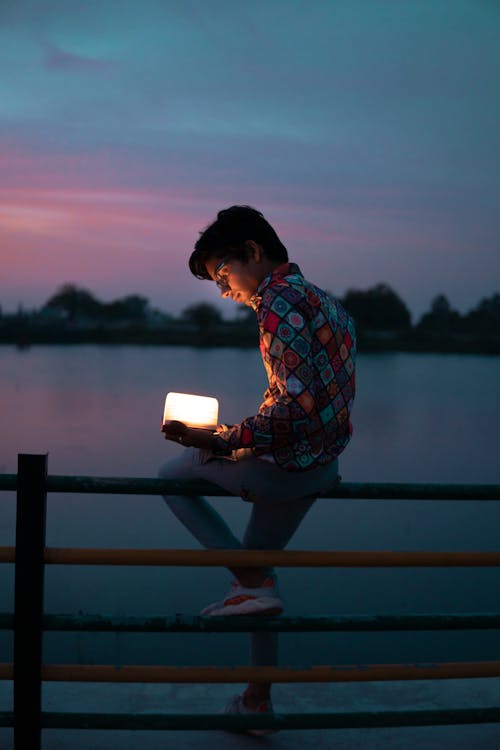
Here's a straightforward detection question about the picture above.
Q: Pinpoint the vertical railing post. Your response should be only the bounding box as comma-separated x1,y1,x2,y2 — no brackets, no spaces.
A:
14,454,48,750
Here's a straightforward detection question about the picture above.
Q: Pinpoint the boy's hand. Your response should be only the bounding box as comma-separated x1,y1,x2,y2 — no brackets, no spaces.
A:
162,420,226,451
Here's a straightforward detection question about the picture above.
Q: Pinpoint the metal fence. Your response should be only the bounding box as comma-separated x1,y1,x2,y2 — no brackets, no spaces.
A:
1,453,500,746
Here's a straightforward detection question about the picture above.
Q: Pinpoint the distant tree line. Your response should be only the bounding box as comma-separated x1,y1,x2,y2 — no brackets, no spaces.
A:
1,281,499,353
41,284,157,324
341,284,500,345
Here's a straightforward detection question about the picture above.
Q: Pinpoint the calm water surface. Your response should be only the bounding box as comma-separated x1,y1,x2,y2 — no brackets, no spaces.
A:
1,345,499,667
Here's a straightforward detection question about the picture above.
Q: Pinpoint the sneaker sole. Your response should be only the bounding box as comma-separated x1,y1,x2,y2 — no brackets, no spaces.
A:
205,598,283,617
223,695,278,735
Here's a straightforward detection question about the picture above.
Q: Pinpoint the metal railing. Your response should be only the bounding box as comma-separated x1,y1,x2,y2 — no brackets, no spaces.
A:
0,453,499,746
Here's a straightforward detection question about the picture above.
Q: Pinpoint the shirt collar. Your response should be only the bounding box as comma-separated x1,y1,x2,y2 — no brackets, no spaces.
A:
250,262,303,310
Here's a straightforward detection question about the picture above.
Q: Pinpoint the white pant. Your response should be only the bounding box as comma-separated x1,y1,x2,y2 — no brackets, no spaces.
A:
158,448,339,668
158,447,339,553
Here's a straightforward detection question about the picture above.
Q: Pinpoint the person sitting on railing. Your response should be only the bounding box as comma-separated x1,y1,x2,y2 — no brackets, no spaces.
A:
160,205,356,734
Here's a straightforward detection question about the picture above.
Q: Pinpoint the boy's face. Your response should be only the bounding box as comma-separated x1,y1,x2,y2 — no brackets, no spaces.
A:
205,244,266,306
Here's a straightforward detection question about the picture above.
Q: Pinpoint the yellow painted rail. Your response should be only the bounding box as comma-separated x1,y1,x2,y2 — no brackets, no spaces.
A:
3,546,500,566
2,661,500,683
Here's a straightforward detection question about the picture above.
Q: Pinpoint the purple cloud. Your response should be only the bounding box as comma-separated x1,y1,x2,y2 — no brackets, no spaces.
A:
40,37,113,72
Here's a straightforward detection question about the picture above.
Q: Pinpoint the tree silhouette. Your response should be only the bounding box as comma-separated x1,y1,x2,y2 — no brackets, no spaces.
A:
463,293,500,334
342,283,411,331
104,294,150,322
417,294,462,333
182,302,222,332
43,284,102,321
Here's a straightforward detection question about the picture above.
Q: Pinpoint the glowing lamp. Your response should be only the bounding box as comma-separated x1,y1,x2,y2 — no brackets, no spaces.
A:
163,392,219,430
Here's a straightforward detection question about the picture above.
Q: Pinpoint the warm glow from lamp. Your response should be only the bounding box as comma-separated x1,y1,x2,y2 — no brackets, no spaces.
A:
163,392,219,430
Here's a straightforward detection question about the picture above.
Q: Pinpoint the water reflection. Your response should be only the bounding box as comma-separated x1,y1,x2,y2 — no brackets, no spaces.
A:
0,346,499,666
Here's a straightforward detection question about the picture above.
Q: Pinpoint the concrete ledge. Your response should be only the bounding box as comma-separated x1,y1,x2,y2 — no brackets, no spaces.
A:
2,677,500,748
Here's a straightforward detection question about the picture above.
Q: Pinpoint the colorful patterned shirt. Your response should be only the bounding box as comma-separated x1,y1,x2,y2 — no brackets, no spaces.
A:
216,262,356,471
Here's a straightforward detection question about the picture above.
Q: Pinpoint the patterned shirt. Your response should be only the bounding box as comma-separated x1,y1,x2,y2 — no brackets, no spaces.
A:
217,262,356,471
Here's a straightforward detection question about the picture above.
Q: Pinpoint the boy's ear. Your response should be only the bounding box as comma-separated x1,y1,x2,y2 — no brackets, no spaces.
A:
245,240,263,262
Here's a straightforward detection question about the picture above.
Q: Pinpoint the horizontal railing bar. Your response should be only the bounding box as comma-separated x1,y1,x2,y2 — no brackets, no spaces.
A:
1,474,500,499
43,548,500,567
0,712,13,728
2,546,500,567
1,611,500,632
0,548,14,563
37,707,500,730
2,707,500,730
0,664,12,679
43,478,500,500
26,612,500,632
44,661,500,683
37,611,500,632
1,661,499,683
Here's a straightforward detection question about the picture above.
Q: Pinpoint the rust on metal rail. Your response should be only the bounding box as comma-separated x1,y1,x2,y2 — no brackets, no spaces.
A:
33,660,500,683
42,547,500,567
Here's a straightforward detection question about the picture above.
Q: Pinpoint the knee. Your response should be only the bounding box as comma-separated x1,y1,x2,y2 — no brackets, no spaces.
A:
158,463,182,509
158,460,191,511
158,453,183,479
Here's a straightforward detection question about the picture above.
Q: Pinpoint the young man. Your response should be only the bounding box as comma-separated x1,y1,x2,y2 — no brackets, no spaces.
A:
159,205,356,732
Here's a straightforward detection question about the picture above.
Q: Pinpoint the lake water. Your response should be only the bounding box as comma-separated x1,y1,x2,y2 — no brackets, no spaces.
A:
0,345,499,668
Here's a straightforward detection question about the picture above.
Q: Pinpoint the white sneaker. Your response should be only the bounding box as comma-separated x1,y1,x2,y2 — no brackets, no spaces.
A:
223,693,277,736
201,576,283,616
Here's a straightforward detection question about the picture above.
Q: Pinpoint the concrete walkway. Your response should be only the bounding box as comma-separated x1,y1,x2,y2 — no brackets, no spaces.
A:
1,678,500,748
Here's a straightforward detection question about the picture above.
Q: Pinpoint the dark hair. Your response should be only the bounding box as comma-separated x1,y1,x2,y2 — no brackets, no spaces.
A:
189,205,288,279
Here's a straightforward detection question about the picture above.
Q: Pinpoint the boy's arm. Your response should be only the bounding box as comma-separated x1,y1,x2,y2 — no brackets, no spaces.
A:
162,420,231,454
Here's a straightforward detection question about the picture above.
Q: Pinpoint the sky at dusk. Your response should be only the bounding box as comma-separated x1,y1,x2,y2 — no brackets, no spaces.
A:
1,0,499,321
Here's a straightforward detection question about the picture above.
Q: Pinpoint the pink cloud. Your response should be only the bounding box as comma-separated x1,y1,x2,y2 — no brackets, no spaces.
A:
0,176,209,312
2,134,488,319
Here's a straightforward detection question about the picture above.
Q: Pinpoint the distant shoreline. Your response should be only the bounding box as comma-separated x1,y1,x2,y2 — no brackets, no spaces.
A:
1,327,499,355
4,282,499,355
